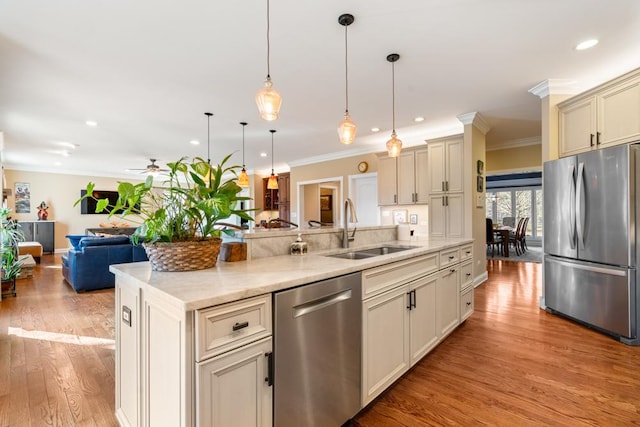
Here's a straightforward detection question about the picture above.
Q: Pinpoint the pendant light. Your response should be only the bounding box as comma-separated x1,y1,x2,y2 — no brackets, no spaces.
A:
204,112,214,187
337,13,356,145
386,53,402,157
237,122,250,187
256,0,282,121
267,129,278,190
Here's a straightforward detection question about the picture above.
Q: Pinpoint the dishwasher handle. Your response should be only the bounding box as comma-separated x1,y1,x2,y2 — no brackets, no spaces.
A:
293,289,353,318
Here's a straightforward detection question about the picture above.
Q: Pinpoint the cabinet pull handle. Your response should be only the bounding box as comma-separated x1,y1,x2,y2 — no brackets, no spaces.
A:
394,194,397,204
265,352,274,386
466,273,472,277
446,181,449,191
232,321,249,331
412,289,417,309
465,250,471,255
406,291,412,310
450,268,457,274
596,131,601,145
590,133,594,147
445,196,449,206
466,302,472,306
448,255,455,260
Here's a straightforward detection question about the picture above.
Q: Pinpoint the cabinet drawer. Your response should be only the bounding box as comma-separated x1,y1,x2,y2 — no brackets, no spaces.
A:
439,248,460,268
460,261,473,291
363,253,439,299
460,288,474,322
196,294,272,361
460,244,473,262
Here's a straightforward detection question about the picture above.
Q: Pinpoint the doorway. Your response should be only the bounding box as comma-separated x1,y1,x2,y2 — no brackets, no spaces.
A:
349,173,379,226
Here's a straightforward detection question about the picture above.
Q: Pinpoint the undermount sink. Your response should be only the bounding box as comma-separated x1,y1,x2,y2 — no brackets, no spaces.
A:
325,245,417,260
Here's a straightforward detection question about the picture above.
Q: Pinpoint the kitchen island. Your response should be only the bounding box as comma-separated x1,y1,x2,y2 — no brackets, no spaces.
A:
111,237,473,427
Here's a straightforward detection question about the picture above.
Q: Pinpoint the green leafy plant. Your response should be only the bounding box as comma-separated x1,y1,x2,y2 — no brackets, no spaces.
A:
1,208,24,281
75,155,253,244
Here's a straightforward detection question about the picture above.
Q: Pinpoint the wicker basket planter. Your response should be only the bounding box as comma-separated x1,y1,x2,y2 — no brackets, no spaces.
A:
143,238,222,272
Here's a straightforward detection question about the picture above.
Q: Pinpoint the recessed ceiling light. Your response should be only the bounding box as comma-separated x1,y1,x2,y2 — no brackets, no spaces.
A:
190,140,200,145
576,39,598,50
260,152,268,157
85,120,98,127
54,162,62,166
57,141,79,149
371,127,380,132
414,116,425,122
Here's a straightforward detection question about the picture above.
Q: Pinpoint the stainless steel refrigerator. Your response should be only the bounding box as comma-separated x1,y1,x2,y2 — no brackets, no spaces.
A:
543,143,640,345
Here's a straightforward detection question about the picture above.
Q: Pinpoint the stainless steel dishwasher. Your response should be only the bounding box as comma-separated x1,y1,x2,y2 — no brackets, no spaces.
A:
274,272,362,426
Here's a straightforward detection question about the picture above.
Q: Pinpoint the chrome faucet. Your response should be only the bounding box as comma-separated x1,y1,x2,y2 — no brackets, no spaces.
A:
342,198,358,248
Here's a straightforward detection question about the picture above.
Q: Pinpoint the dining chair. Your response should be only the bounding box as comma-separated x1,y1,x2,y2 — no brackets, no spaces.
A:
509,218,526,256
503,216,516,228
486,218,503,257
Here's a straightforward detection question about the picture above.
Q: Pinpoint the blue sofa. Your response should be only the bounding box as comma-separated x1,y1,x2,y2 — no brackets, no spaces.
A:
62,235,148,292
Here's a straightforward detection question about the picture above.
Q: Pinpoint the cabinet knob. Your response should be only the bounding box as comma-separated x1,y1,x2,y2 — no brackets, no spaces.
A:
466,273,471,277
466,302,472,306
450,268,456,274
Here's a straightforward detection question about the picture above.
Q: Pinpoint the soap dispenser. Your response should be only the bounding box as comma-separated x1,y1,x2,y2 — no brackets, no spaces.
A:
290,233,308,256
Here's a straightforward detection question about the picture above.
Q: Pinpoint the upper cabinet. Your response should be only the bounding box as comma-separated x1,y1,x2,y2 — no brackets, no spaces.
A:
428,137,463,194
377,147,428,206
559,68,640,157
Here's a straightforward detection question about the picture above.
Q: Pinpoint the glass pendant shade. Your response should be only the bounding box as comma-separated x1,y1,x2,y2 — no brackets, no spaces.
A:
267,173,279,190
256,77,282,121
386,131,403,157
338,113,357,145
238,168,250,187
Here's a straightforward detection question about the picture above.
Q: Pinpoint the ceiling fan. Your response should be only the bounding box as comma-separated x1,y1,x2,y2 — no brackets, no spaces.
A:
126,158,169,175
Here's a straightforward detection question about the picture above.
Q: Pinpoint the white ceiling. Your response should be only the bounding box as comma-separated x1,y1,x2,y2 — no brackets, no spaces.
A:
2,0,640,179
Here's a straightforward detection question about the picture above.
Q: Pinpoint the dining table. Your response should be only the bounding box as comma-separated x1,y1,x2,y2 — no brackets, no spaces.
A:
493,226,514,257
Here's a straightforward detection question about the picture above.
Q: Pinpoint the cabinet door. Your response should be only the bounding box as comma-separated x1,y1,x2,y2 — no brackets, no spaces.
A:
445,138,463,193
460,288,474,322
18,222,34,242
377,156,398,205
436,266,460,339
409,274,438,365
445,193,464,238
34,222,54,253
598,77,640,148
414,148,429,204
397,151,416,204
197,337,272,427
428,142,445,194
559,96,596,157
115,283,141,427
362,285,410,406
428,195,446,238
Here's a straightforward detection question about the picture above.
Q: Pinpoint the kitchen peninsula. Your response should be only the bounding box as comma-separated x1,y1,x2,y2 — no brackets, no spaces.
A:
111,232,473,427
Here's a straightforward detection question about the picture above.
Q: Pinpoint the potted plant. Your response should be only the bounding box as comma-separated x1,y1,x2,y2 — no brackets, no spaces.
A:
76,155,253,271
1,208,25,296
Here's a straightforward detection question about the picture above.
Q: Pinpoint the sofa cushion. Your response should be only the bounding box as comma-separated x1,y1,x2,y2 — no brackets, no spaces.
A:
79,235,131,248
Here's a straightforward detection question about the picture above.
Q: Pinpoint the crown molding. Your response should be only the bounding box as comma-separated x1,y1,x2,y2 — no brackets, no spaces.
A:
457,112,491,135
528,79,582,98
486,136,541,151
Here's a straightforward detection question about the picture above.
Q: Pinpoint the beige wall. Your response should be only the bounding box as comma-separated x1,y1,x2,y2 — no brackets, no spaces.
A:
290,152,379,221
4,169,144,252
486,144,542,173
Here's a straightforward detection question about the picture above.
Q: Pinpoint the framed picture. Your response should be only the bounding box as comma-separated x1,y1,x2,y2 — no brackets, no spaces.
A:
15,182,31,213
392,209,407,224
409,214,418,225
320,195,332,211
477,176,484,192
477,160,484,175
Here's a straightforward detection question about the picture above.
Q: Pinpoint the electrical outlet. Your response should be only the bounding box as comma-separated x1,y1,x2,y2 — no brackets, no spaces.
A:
122,305,132,327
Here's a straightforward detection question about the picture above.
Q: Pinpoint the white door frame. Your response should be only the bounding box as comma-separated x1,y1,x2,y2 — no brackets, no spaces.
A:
348,173,380,226
297,176,344,226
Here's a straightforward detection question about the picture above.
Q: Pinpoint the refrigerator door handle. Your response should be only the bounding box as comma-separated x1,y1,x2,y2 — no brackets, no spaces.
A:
545,256,627,277
568,164,576,249
576,162,586,250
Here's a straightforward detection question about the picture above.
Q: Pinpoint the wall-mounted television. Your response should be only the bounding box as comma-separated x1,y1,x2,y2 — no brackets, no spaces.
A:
79,190,125,215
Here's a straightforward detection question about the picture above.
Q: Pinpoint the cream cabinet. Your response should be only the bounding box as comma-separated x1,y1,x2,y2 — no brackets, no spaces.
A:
459,244,474,322
377,147,428,206
361,244,468,406
559,69,640,157
197,337,272,427
428,136,464,238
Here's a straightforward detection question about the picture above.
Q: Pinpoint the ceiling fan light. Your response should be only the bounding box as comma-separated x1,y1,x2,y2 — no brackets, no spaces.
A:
238,168,250,187
386,132,403,157
267,172,279,190
338,113,357,145
256,78,282,121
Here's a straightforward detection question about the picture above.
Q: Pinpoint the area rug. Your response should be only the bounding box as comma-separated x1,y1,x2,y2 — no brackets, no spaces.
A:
486,246,542,263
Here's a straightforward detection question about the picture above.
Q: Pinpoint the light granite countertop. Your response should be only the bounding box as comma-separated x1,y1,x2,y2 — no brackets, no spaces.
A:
110,237,473,312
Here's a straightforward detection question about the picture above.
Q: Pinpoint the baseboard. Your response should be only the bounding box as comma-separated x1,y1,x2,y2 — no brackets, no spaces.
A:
474,271,488,288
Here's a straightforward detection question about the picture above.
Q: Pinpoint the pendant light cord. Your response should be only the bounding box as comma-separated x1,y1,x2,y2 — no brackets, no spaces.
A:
266,0,271,78
391,61,396,133
270,130,275,174
241,123,246,167
344,24,349,114
205,112,213,165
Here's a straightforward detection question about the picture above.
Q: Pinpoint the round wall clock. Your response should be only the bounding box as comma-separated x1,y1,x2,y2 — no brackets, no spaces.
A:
358,161,368,173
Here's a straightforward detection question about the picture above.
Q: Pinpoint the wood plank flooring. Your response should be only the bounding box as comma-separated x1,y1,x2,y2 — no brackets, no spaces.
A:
1,256,639,426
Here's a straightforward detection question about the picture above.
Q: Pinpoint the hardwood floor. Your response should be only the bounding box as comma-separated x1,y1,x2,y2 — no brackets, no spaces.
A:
353,259,640,426
1,256,639,426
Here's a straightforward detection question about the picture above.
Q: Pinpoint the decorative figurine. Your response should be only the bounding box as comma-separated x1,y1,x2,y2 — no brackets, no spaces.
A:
37,201,48,220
